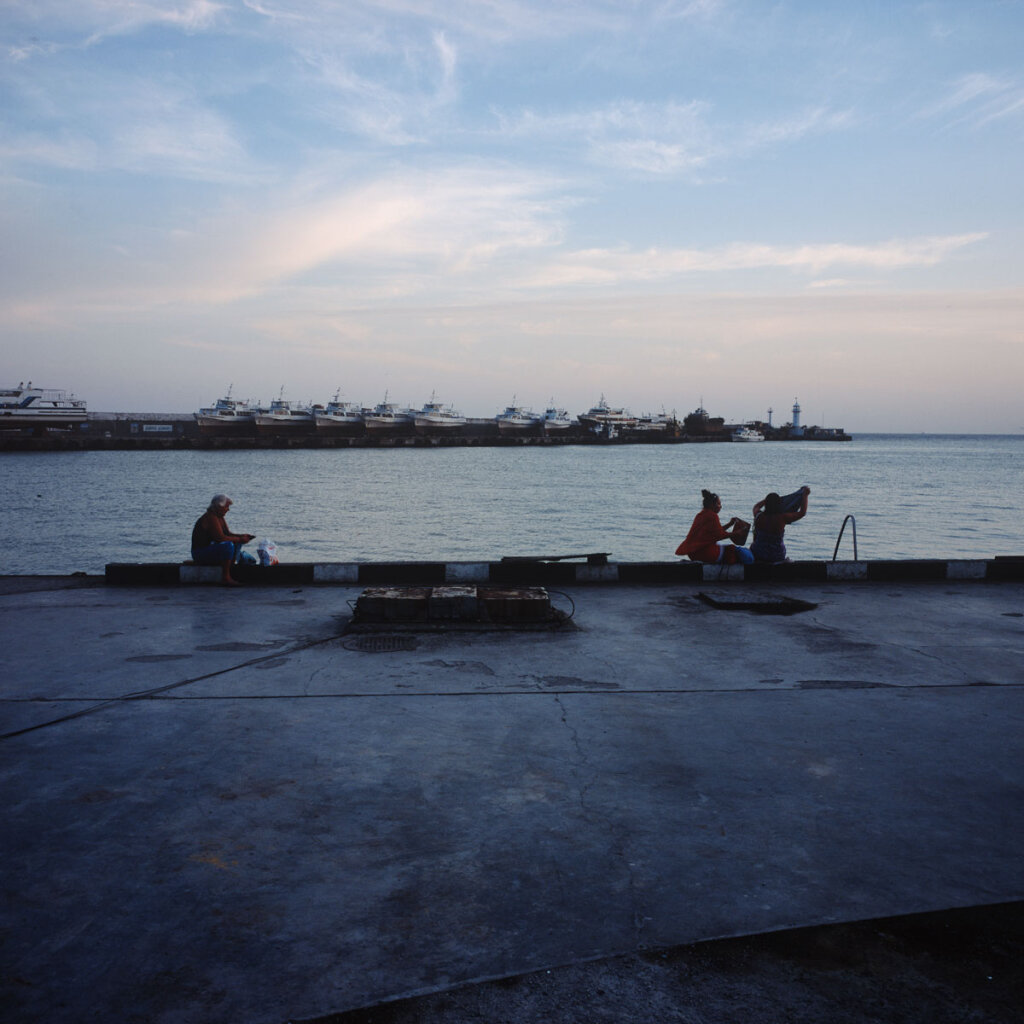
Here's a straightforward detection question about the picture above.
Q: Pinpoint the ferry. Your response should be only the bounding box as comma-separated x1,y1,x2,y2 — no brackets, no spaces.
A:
495,400,541,434
194,386,259,435
254,389,316,435
314,390,364,435
0,382,87,429
414,393,466,434
362,394,415,434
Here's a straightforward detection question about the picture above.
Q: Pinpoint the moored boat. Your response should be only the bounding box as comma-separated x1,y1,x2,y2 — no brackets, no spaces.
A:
254,390,315,435
314,390,364,435
362,394,415,434
541,401,572,432
414,393,466,434
732,426,765,442
195,386,258,435
0,382,88,430
495,400,541,434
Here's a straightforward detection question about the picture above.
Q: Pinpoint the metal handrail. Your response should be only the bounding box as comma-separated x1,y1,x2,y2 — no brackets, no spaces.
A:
832,515,858,561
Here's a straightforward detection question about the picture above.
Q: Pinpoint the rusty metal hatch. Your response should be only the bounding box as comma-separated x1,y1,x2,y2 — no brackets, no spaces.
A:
345,585,573,631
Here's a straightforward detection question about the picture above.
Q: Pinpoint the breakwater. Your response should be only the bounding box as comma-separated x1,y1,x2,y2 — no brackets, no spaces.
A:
0,412,851,450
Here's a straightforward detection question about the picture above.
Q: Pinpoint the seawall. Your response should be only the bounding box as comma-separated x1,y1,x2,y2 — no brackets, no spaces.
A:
104,556,1024,586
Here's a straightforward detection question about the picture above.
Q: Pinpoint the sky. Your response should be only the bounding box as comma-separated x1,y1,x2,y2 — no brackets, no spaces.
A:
2,0,1022,432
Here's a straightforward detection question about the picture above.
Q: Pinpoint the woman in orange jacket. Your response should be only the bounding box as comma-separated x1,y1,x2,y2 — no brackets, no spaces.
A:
675,489,754,565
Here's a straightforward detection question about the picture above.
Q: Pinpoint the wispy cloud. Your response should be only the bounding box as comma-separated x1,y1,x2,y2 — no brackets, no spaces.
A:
740,106,855,151
4,0,225,57
496,99,852,177
237,0,674,46
517,233,989,288
0,73,256,182
922,72,1024,129
300,28,461,144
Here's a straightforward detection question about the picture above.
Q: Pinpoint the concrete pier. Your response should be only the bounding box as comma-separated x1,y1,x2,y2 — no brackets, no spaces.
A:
1,573,1022,1022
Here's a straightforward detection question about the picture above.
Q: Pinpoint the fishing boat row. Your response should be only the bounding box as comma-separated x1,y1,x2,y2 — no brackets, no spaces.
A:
194,390,676,438
0,382,848,445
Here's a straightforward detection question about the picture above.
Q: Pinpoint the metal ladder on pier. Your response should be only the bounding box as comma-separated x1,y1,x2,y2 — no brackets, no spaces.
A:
832,515,858,561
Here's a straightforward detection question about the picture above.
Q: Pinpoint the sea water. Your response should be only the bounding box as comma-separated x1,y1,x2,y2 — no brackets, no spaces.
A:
2,434,1022,574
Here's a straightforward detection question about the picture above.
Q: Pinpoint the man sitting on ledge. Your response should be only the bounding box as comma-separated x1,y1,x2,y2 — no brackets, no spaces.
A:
191,494,254,587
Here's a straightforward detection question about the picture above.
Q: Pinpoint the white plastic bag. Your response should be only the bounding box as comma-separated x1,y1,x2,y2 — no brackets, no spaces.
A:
257,539,279,566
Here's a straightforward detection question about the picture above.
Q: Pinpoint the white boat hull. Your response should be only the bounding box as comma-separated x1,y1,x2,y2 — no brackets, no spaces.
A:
254,415,316,435
0,409,87,428
415,417,466,434
314,414,364,435
364,416,414,433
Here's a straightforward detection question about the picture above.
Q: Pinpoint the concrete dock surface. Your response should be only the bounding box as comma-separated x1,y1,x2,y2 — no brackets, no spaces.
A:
1,575,1022,1023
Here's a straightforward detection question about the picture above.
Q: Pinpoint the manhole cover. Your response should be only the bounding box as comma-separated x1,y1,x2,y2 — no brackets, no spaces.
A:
342,635,419,653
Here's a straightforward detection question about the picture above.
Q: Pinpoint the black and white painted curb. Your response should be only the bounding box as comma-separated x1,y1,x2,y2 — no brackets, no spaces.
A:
105,558,1024,585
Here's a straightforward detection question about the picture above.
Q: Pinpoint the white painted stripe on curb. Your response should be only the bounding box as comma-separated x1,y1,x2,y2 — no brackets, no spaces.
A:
445,562,490,582
703,564,745,581
180,565,219,583
946,561,988,580
575,564,620,583
313,564,360,582
827,562,869,580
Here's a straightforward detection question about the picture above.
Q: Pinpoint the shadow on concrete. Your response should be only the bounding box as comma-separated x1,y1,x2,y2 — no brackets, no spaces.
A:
315,902,1023,1024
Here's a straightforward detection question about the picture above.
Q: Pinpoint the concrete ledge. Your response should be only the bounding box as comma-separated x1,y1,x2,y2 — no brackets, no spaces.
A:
988,557,1024,581
104,557,1024,586
180,565,220,584
444,562,491,583
618,562,702,584
742,561,829,583
358,562,446,585
703,563,744,581
827,561,869,580
947,560,988,580
313,563,359,583
866,560,949,582
106,563,184,585
488,561,578,586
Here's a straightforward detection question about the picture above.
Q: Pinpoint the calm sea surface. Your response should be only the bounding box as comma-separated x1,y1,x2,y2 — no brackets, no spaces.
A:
3,434,1022,574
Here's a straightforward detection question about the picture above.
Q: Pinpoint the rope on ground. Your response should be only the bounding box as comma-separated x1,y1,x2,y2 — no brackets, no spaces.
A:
547,589,576,621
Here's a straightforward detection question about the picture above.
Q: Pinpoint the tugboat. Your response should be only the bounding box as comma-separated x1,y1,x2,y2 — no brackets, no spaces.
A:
194,385,258,435
414,393,466,435
254,388,315,435
362,393,415,435
0,382,87,430
314,389,364,435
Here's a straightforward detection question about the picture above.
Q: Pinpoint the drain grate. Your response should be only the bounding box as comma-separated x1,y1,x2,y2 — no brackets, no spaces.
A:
342,635,419,653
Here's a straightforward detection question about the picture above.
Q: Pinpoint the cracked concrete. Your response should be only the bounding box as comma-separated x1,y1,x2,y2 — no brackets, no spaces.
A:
0,578,1022,1023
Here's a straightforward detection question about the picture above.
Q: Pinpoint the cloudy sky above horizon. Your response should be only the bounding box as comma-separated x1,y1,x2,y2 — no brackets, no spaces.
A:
2,0,1022,431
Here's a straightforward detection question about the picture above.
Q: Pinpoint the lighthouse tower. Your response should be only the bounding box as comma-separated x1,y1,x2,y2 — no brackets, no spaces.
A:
791,398,803,437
